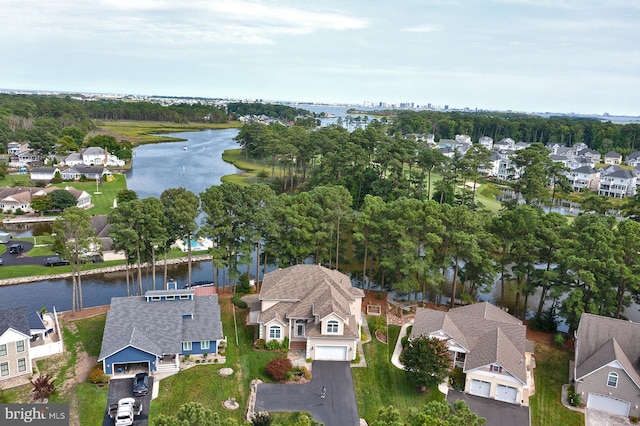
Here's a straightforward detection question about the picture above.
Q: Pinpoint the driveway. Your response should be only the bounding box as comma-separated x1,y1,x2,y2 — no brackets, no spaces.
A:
255,361,359,426
103,377,153,426
447,389,529,426
585,408,633,426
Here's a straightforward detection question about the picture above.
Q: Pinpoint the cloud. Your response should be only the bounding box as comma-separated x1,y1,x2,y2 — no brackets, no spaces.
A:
403,25,439,33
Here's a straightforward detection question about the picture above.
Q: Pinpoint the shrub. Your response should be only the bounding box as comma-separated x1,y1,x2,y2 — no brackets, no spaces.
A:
282,337,289,352
255,339,266,350
251,411,272,426
265,358,292,382
236,273,251,294
292,366,311,381
370,316,386,333
567,385,581,407
449,366,466,391
88,364,108,384
554,333,565,347
529,308,558,333
14,208,24,215
266,340,281,351
31,374,56,401
232,293,248,308
631,416,638,424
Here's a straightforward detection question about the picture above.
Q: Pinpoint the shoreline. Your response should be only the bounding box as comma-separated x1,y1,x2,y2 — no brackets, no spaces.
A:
0,253,213,287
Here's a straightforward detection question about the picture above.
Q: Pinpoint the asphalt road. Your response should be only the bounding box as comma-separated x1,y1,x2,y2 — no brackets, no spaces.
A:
103,377,153,426
255,361,360,426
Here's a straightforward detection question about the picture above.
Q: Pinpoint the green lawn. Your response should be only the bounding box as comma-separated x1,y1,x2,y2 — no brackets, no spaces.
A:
51,172,127,215
530,343,583,426
150,297,282,423
353,319,444,423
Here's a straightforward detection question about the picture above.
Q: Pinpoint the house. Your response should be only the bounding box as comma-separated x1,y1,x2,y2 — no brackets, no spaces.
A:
567,166,599,192
30,167,60,183
62,147,125,168
0,189,32,213
60,165,108,181
409,302,535,406
249,264,364,361
598,168,637,198
98,286,224,376
478,136,493,151
574,313,640,418
604,151,623,165
0,307,36,385
625,151,640,167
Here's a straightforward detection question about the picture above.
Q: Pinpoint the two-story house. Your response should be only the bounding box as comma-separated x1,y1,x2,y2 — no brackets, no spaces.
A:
0,307,34,384
98,286,224,376
409,302,535,406
574,313,640,418
249,264,363,361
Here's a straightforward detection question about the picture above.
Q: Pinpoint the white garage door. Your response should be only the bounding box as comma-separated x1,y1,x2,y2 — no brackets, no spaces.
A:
469,379,491,397
315,345,348,361
587,393,630,416
495,384,518,403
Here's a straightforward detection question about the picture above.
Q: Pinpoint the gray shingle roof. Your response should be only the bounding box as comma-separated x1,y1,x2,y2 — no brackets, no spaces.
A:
410,302,529,383
0,306,31,337
575,313,640,386
98,292,223,361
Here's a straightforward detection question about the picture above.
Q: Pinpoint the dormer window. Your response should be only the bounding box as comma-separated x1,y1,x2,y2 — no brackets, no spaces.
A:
326,320,339,334
607,372,618,388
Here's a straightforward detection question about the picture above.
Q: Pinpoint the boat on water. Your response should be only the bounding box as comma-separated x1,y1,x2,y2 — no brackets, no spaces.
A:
183,146,188,150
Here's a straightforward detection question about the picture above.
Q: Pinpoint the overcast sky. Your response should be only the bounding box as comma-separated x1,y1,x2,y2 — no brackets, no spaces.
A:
1,0,638,115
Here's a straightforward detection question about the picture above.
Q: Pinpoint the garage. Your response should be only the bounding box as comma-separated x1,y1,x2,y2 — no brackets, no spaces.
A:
587,393,630,416
469,379,491,397
315,345,348,361
495,384,519,403
112,361,150,376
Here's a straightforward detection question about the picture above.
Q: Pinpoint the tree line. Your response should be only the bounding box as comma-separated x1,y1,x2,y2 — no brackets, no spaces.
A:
102,182,640,334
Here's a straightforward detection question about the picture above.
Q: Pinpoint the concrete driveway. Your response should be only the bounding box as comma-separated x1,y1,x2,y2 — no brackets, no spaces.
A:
447,389,529,426
255,361,359,426
585,408,633,426
103,377,153,426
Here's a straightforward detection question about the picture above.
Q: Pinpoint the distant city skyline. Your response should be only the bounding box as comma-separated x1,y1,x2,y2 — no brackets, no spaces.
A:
1,1,638,116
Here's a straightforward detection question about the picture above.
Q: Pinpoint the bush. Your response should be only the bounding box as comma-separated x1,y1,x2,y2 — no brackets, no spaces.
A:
237,273,251,294
449,366,466,391
266,340,281,351
232,293,248,309
291,366,311,381
370,316,386,333
567,385,581,407
251,411,272,426
265,358,292,382
88,364,108,384
14,208,24,215
529,308,558,333
255,339,266,350
554,333,565,347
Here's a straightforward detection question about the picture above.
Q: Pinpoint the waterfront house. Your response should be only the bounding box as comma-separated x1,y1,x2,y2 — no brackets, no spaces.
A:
98,286,224,376
574,313,640,418
409,302,535,406
248,264,364,361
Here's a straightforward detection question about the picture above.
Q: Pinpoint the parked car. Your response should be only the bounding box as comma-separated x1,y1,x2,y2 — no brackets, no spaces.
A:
108,397,142,426
45,256,70,266
8,243,23,254
132,372,149,397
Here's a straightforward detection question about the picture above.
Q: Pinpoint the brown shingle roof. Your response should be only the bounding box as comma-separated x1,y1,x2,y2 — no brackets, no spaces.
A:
576,313,640,385
411,302,530,384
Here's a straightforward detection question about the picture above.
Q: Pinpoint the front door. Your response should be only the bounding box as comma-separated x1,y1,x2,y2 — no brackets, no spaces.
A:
295,320,305,337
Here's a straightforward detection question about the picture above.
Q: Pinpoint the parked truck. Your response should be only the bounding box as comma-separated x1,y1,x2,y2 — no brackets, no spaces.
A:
0,232,11,244
108,398,142,426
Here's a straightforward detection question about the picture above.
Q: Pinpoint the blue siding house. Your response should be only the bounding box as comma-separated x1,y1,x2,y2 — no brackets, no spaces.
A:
98,287,223,376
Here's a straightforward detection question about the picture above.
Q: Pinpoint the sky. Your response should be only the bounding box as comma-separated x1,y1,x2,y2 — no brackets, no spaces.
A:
1,0,639,116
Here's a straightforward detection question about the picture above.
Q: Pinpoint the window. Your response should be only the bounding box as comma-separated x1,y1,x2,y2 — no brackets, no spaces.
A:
16,340,25,353
326,320,339,334
269,325,281,339
607,372,618,388
151,296,161,301
180,295,190,300
17,358,26,373
492,365,500,372
166,295,175,300
0,344,6,357
201,341,210,350
182,342,192,351
295,319,305,337
0,362,8,376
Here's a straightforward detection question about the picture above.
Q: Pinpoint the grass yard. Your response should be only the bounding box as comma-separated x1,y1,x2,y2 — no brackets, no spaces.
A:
150,297,282,423
530,343,583,426
353,319,444,423
51,172,127,215
221,148,287,186
94,120,243,145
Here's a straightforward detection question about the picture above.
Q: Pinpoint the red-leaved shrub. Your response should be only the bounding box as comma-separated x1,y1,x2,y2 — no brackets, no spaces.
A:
265,357,292,382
